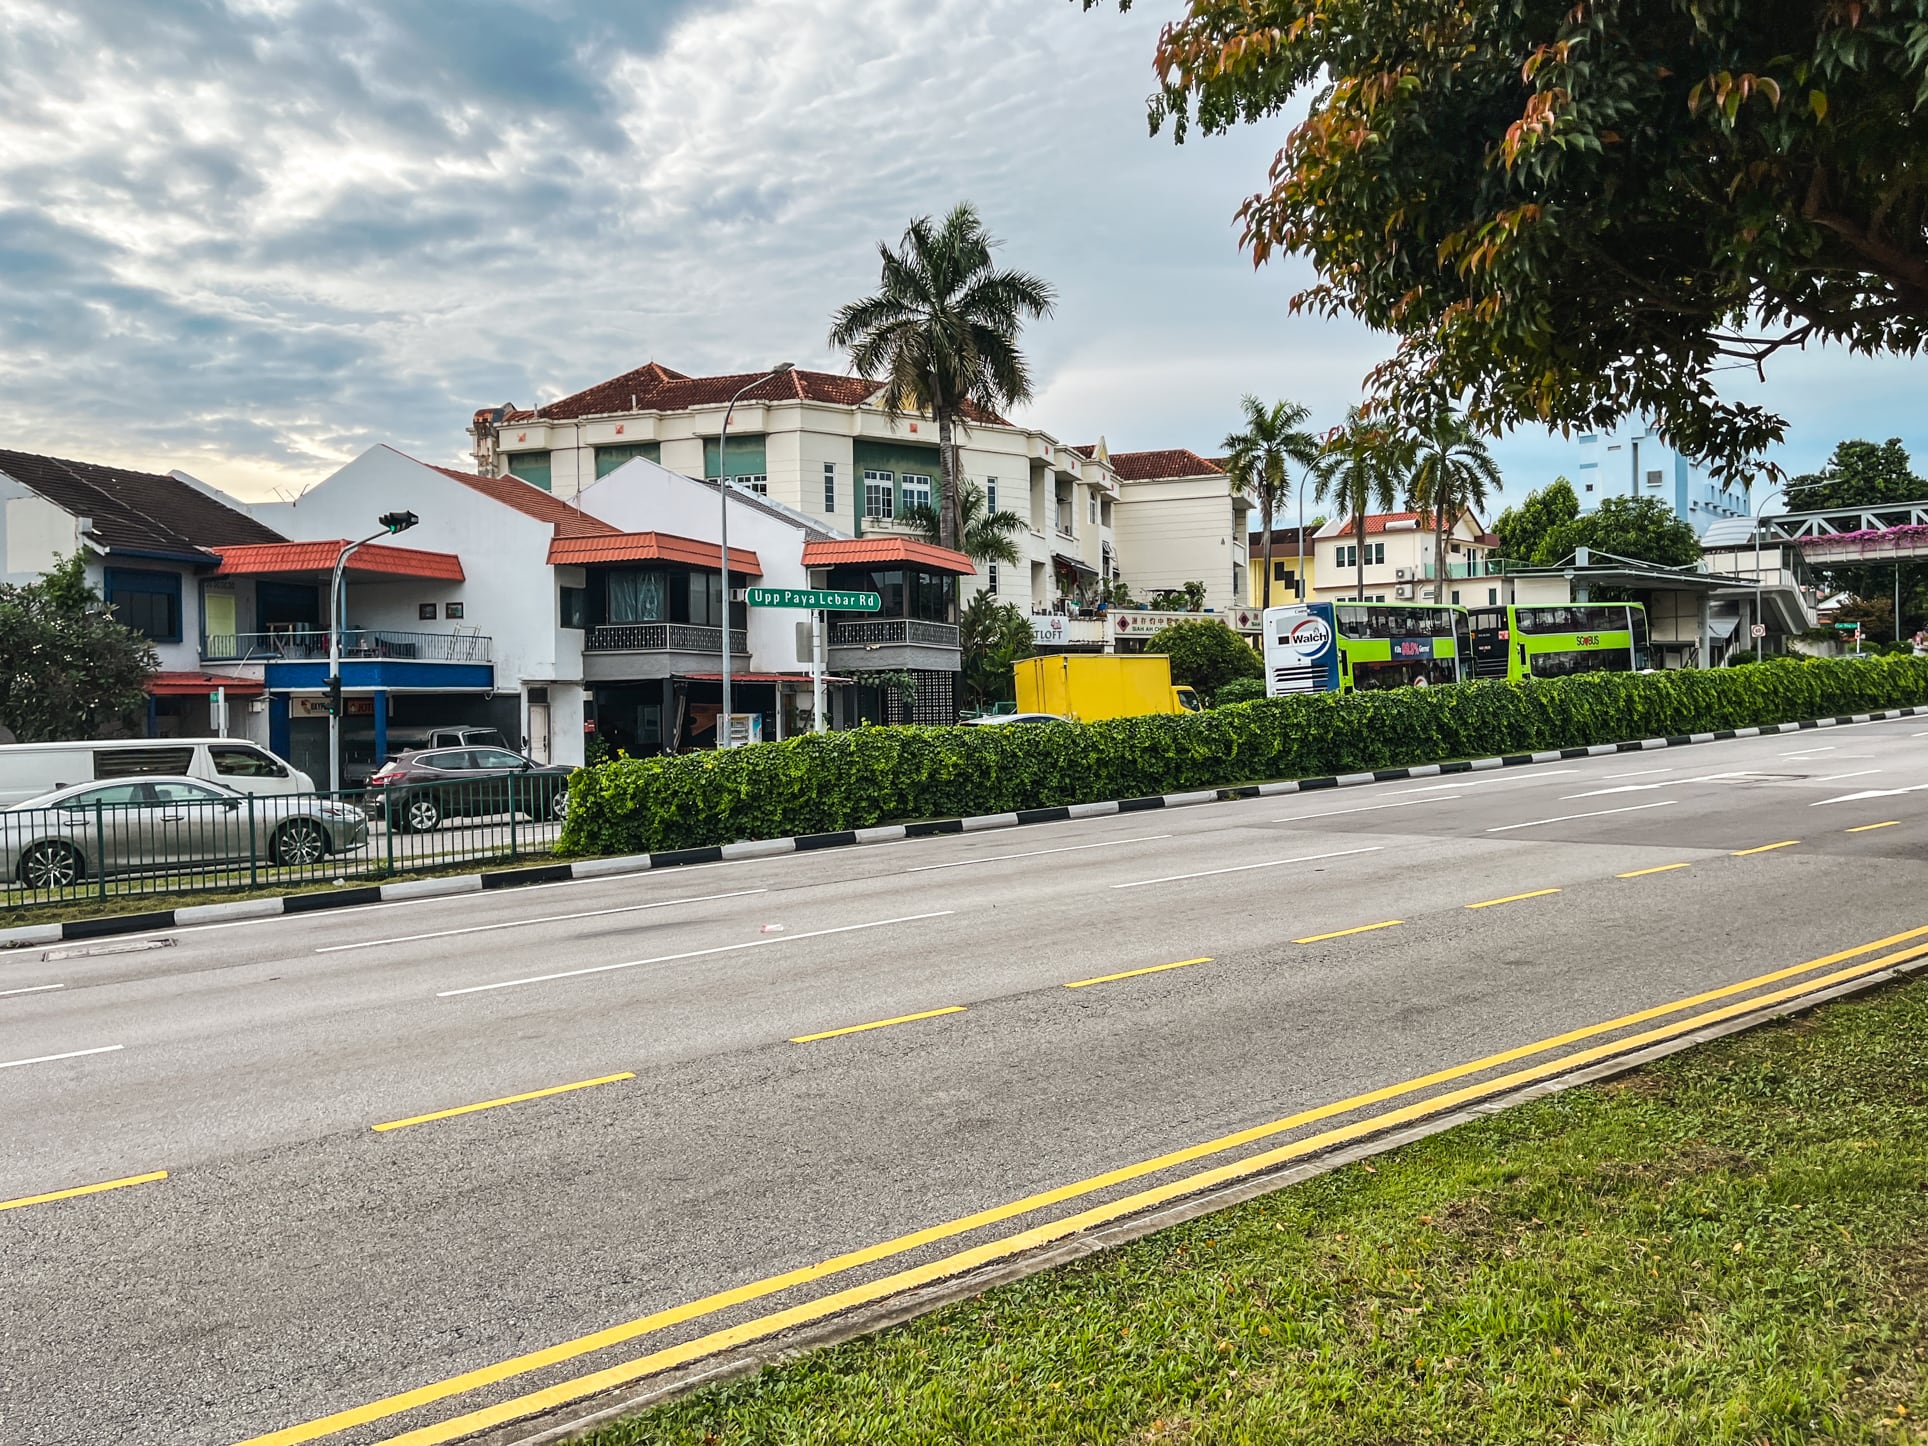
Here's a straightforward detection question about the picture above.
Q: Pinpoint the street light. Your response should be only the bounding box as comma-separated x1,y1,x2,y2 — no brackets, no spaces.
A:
328,510,418,793
1746,479,1827,658
718,363,792,748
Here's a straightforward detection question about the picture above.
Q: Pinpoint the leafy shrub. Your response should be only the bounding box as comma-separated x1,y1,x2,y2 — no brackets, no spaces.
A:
560,658,1928,856
1145,619,1264,699
1212,677,1267,706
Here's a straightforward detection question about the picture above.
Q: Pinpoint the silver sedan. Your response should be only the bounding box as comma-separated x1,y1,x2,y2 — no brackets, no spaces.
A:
3,776,368,889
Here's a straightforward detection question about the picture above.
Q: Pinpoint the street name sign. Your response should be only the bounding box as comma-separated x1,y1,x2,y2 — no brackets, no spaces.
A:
745,587,881,612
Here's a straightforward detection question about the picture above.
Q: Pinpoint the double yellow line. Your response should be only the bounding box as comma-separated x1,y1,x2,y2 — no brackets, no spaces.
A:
237,922,1928,1446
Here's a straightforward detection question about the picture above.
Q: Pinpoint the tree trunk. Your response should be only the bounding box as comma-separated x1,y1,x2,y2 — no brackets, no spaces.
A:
1435,493,1449,605
1260,496,1274,609
1356,507,1367,601
935,405,962,554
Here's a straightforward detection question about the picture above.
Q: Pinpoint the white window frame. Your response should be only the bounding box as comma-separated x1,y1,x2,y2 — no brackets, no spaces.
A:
985,478,997,513
900,472,933,513
864,470,895,520
823,462,836,514
987,563,1000,594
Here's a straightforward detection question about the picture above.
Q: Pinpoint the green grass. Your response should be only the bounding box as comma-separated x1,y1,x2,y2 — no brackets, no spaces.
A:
586,979,1928,1446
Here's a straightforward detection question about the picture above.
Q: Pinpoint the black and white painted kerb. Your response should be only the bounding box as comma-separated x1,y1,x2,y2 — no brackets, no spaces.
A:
4,707,1920,951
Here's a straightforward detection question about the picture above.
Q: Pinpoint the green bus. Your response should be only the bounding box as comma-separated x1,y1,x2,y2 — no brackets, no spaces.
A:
1264,602,1472,694
1465,603,1651,681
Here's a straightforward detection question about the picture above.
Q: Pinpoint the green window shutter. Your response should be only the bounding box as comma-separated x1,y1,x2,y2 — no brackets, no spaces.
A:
594,443,660,479
507,452,553,492
702,435,767,479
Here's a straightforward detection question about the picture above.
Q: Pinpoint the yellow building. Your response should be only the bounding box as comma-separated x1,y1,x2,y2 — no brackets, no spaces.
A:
1247,527,1319,608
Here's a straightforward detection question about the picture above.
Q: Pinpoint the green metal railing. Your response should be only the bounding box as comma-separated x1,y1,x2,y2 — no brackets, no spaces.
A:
1,774,568,913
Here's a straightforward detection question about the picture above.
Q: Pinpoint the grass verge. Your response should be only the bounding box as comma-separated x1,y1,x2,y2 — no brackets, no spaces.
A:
585,979,1928,1445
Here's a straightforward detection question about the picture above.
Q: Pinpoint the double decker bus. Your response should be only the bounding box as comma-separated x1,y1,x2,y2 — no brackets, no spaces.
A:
1263,602,1473,695
1465,603,1651,681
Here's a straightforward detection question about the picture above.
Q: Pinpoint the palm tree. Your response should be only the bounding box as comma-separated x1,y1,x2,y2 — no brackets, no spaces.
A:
1222,394,1321,608
1407,412,1503,603
829,203,1056,552
1311,409,1406,601
901,480,1025,568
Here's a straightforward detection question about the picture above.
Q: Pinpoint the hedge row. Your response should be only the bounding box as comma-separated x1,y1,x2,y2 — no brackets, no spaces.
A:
559,657,1928,856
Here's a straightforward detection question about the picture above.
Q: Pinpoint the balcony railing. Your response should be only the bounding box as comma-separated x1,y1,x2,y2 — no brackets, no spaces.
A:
830,619,961,649
203,630,492,664
586,623,749,654
1421,558,1504,580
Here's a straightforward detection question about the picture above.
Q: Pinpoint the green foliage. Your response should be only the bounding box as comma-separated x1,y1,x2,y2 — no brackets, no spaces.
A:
899,480,1026,568
958,592,1035,707
1144,619,1263,700
561,659,1928,856
828,203,1055,551
1492,479,1580,566
1535,496,1702,569
1091,0,1928,480
1147,581,1207,611
1222,394,1321,608
1312,408,1406,599
1405,411,1503,600
1787,438,1926,512
0,554,157,743
1210,676,1266,706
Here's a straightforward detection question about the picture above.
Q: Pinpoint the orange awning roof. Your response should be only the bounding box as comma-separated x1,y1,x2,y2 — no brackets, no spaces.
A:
146,671,267,697
800,538,976,575
546,532,763,574
211,541,466,582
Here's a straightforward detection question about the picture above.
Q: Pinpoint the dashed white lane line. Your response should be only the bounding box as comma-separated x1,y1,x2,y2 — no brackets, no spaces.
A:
904,835,1172,874
1812,770,1881,784
0,983,65,999
314,888,770,954
1485,801,1677,833
437,912,957,998
1112,846,1384,890
1274,799,1444,823
0,1044,121,1070
1602,767,1674,779
1562,783,1669,799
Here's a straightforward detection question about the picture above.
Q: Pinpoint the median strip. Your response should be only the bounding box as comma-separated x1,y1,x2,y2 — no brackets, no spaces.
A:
0,1169,168,1214
789,1007,965,1044
1064,958,1211,989
1465,888,1561,910
371,1073,636,1132
1293,920,1402,944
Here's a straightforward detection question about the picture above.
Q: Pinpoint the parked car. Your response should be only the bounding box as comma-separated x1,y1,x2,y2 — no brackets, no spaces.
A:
364,746,573,832
3,776,367,889
0,738,315,807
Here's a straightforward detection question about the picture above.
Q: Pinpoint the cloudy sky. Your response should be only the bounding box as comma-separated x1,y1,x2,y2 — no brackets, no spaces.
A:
2,0,1922,508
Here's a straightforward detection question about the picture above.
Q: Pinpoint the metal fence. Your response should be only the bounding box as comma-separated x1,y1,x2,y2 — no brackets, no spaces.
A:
202,629,492,663
0,775,566,912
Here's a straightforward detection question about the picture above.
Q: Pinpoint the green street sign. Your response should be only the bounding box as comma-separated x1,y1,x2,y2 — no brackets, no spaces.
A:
745,586,882,612
1833,622,1861,631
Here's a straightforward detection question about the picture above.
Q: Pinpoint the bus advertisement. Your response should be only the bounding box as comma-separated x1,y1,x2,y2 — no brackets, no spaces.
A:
1466,603,1651,681
1264,602,1472,695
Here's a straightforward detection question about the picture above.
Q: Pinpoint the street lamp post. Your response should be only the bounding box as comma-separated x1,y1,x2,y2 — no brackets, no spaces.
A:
328,510,418,794
718,364,793,748
1747,478,1829,658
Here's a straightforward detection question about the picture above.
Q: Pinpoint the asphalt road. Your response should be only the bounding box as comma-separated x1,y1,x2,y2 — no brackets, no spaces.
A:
3,719,1926,1446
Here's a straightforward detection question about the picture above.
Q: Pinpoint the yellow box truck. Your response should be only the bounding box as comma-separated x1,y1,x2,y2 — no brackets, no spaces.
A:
1012,654,1202,722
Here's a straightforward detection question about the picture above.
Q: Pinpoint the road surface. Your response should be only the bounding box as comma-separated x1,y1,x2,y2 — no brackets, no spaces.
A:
3,718,1926,1445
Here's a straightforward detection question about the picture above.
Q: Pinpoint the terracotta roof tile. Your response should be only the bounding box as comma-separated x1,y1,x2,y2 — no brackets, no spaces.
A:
1105,449,1226,482
546,533,762,574
497,363,1012,428
801,537,976,575
211,541,466,582
421,459,617,538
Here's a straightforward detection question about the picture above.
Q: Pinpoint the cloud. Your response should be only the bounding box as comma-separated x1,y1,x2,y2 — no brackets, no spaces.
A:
0,0,1920,507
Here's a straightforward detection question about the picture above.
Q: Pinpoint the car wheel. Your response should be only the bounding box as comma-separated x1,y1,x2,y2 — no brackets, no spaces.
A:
404,796,442,833
549,787,569,822
272,818,327,867
18,840,83,890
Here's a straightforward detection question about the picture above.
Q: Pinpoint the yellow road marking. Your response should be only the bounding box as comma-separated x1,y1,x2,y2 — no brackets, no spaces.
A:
1065,958,1211,989
1847,821,1900,833
0,1169,168,1213
1294,920,1402,944
372,1074,635,1133
238,921,1928,1446
1618,863,1691,878
789,1007,964,1044
1733,840,1800,856
1466,888,1561,910
364,930,1928,1446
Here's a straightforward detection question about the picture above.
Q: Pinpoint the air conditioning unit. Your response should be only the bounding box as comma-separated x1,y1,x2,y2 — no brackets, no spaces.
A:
1394,584,1414,600
1395,566,1415,581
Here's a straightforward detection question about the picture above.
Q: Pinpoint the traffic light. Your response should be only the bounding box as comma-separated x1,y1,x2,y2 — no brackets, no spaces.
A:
326,674,344,717
378,510,419,535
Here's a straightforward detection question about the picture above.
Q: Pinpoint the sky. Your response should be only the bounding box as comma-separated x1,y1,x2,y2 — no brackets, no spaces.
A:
1,0,1922,510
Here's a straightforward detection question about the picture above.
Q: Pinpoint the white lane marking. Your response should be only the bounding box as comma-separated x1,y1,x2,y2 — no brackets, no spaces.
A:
438,911,957,998
1602,767,1674,779
1562,783,1668,799
898,832,1164,879
1112,846,1384,890
1811,783,1928,807
1275,798,1445,823
0,1044,122,1070
1812,770,1881,784
314,888,770,954
1782,746,1836,756
0,983,65,999
1486,801,1677,833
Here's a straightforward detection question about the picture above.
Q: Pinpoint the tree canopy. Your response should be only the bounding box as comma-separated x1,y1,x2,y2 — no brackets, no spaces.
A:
1492,477,1581,564
958,591,1036,707
1087,0,1928,479
1537,495,1702,568
1221,393,1320,607
1144,618,1264,700
901,479,1026,568
1786,437,1927,511
0,554,157,742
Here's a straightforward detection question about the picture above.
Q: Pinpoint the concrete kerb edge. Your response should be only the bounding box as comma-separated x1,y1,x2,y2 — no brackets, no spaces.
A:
487,949,1928,1446
4,704,1923,954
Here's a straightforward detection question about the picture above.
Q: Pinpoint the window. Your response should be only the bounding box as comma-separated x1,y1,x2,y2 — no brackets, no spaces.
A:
105,568,182,643
987,563,1000,594
418,602,437,621
704,435,767,494
470,748,526,770
1089,496,1099,525
985,478,997,512
1451,590,1461,604
594,442,660,479
900,473,933,512
737,474,770,495
1372,542,1386,565
209,746,287,779
1516,605,1632,634
506,452,553,491
1646,469,1664,487
864,470,895,519
1487,588,1499,605
823,462,836,514
63,782,153,808
560,586,587,630
444,602,464,620
151,779,228,803
93,746,194,779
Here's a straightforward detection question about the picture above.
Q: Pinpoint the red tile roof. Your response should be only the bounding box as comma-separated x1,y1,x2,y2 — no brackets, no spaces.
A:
1325,511,1492,537
495,363,1010,427
546,533,762,574
421,460,617,538
1105,449,1226,482
210,541,466,581
801,538,976,575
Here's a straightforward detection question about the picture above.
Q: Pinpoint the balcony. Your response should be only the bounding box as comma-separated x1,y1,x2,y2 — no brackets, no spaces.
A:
202,630,495,693
828,617,962,671
583,623,751,682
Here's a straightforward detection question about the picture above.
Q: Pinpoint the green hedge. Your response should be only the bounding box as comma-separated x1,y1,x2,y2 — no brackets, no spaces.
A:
560,658,1928,856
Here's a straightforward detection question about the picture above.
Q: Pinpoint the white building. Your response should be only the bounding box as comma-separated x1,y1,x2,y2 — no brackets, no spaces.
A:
1308,511,1500,606
1100,448,1252,613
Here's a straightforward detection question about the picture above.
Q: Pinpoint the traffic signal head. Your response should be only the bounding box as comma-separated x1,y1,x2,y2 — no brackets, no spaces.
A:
379,511,419,535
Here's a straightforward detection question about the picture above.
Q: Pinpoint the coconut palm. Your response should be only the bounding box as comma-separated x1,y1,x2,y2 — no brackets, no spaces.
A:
829,203,1056,551
1407,412,1503,603
1311,409,1408,601
1222,394,1321,608
900,480,1025,569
